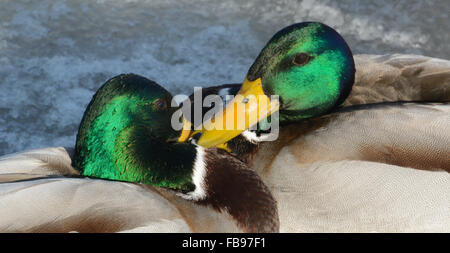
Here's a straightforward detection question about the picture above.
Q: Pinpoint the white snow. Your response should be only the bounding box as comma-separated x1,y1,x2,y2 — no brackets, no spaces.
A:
0,0,448,155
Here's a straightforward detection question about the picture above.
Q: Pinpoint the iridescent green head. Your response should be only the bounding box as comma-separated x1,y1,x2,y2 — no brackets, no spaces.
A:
72,74,196,192
248,22,355,122
193,22,355,148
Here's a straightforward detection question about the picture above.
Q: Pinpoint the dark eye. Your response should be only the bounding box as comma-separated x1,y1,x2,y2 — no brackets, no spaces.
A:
292,53,310,66
154,98,167,111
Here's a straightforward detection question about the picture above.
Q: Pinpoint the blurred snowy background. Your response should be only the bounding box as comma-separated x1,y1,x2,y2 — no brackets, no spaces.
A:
0,0,449,155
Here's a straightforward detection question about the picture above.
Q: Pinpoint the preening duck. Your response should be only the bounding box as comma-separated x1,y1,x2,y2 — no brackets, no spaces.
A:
183,22,355,147
0,74,279,233
179,22,450,232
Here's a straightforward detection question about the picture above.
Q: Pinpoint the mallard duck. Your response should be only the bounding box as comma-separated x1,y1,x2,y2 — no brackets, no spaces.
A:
0,74,279,233
179,22,450,232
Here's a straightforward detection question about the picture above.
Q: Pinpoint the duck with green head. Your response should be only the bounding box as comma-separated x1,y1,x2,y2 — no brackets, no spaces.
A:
180,22,355,150
179,22,450,232
0,74,279,233
72,74,197,192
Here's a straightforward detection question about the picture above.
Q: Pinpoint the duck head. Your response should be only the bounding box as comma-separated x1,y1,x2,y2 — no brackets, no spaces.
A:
73,74,196,191
72,74,279,232
187,22,355,147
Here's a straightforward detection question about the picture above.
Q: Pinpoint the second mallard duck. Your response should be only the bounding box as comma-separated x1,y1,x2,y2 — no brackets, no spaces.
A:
179,22,450,232
0,74,279,233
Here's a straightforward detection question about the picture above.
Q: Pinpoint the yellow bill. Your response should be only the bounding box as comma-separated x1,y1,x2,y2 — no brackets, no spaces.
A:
195,77,280,148
177,117,192,143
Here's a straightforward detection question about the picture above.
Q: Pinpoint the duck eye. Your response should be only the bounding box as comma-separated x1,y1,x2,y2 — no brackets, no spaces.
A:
153,98,167,111
292,53,310,66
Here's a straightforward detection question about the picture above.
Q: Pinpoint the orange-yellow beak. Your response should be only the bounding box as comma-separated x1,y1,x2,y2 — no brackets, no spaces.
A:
177,117,192,143
180,76,279,148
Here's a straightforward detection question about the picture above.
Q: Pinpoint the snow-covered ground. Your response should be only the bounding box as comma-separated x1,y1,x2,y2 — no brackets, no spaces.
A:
0,0,449,155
